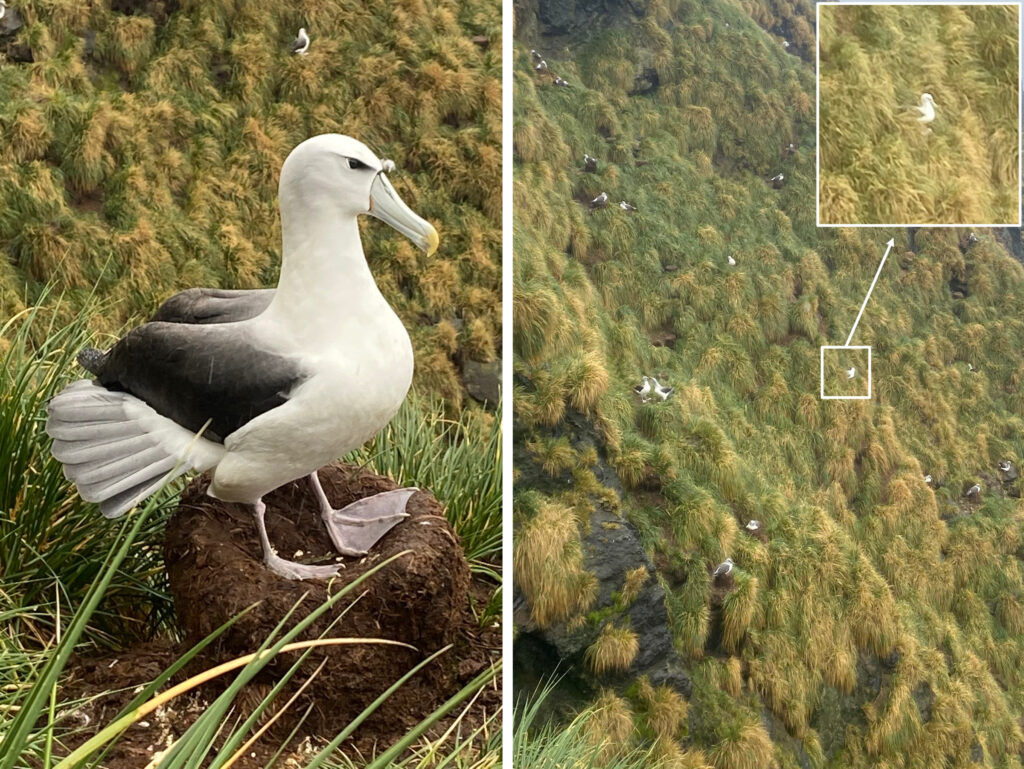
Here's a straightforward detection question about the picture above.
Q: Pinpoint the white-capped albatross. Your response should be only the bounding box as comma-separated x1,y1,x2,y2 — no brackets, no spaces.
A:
291,27,310,55
46,134,439,581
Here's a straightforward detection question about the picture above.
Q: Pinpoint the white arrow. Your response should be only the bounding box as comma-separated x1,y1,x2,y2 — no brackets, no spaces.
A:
845,238,894,346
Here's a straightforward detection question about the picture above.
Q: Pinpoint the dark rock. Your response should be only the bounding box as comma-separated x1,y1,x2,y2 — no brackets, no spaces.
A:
164,463,471,739
463,358,500,405
912,681,935,723
630,66,659,96
515,505,691,701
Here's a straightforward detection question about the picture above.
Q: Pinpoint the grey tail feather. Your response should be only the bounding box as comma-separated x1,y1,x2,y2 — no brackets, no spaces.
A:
77,348,107,375
46,380,190,519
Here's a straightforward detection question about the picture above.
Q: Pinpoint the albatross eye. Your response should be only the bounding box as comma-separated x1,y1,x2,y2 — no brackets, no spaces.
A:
347,157,370,170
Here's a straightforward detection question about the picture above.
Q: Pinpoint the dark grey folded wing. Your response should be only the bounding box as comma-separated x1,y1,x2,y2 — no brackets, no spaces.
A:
150,288,276,325
93,322,307,442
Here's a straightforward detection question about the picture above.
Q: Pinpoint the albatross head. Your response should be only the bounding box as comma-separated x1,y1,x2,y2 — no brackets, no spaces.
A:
280,134,439,256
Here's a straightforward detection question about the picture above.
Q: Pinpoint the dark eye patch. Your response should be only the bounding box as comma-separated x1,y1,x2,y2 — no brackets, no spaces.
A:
347,157,370,170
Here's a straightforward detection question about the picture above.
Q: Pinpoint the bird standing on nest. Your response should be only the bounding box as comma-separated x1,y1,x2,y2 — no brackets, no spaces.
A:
46,135,440,581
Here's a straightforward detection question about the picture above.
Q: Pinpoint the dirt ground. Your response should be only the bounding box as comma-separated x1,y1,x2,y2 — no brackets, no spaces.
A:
58,464,501,768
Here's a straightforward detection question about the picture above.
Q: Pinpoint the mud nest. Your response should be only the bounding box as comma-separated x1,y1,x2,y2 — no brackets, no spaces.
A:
164,462,470,739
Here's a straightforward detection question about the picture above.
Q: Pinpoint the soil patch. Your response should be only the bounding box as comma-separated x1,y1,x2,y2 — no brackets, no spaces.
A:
57,463,500,767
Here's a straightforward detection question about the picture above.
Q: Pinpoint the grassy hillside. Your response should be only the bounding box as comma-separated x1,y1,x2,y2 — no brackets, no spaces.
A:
513,0,1024,766
0,0,501,402
819,4,1019,225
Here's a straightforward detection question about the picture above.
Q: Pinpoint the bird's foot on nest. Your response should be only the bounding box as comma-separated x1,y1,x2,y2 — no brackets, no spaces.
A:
263,551,342,581
252,498,342,581
309,473,414,556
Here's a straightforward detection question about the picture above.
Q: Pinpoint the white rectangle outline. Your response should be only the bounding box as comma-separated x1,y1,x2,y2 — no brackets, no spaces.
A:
821,345,873,399
815,1,1023,228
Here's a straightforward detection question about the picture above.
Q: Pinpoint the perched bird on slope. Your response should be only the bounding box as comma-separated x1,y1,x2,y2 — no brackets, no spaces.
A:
967,232,979,245
998,460,1018,480
846,367,856,379
785,142,796,155
634,376,651,403
554,77,570,87
965,483,982,499
0,1,6,22
968,363,977,373
583,154,598,173
535,60,548,72
906,92,935,124
727,254,736,266
291,27,310,55
745,520,760,532
713,558,734,578
619,200,637,211
769,173,785,189
46,135,440,581
531,49,543,61
924,474,932,484
590,192,608,208
651,377,674,401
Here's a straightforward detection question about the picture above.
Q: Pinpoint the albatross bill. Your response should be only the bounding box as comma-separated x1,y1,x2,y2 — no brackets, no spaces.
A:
46,134,440,581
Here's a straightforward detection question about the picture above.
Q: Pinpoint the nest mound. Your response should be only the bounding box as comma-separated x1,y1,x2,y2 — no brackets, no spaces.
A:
164,462,470,738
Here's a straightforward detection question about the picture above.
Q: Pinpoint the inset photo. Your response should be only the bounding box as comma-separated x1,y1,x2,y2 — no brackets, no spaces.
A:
817,3,1020,226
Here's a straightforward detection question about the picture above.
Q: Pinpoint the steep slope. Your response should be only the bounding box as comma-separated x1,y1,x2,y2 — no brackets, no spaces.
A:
513,0,1024,767
0,0,500,403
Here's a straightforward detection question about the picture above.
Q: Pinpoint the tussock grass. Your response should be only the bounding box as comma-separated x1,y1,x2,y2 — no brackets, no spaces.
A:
585,623,641,675
514,0,1024,765
819,4,1019,224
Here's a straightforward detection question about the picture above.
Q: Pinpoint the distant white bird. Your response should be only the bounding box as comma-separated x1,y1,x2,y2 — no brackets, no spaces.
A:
998,460,1014,473
846,367,856,379
966,483,981,498
903,93,935,130
713,558,734,578
968,363,977,373
770,173,784,189
0,1,6,22
727,254,736,266
651,377,674,401
619,200,637,211
786,142,796,154
583,154,598,173
924,474,932,484
634,375,651,403
531,49,542,61
590,192,608,208
382,158,396,174
967,232,979,245
535,60,548,72
745,520,760,531
554,77,570,87
291,27,310,55
782,40,790,48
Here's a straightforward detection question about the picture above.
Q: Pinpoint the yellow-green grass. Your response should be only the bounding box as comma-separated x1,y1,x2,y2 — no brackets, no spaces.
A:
0,0,500,405
819,4,1019,225
585,623,641,675
513,0,1024,764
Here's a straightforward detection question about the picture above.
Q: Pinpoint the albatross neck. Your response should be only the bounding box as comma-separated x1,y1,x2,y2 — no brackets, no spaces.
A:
267,211,388,333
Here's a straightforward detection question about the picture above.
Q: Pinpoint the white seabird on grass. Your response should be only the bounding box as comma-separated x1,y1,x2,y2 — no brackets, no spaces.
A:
583,154,598,173
46,135,440,582
727,254,736,266
965,483,981,499
924,474,932,484
554,77,570,87
999,460,1013,473
535,60,548,72
619,200,637,211
745,520,760,531
0,1,6,22
770,173,784,189
651,377,674,401
713,558,734,578
908,92,935,124
846,367,856,379
291,27,310,55
590,192,608,208
634,375,651,403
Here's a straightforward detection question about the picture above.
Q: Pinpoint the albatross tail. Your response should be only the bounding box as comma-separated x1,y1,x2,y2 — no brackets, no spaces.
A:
46,380,224,518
